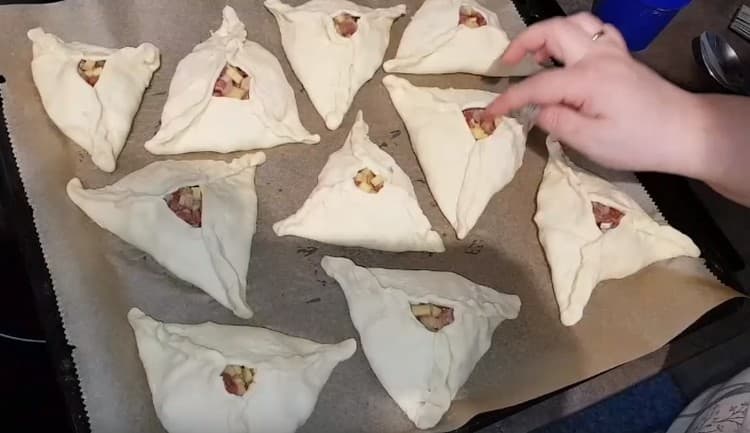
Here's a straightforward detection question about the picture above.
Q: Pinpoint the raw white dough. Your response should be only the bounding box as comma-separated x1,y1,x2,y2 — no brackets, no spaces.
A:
67,153,266,318
536,138,701,326
128,308,356,433
28,27,159,172
265,0,405,130
322,256,520,429
273,111,444,253
383,75,526,239
145,6,318,155
384,0,509,76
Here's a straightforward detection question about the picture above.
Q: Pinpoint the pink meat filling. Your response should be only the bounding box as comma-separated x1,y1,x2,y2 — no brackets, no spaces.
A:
411,303,455,332
213,64,251,100
164,186,202,228
77,59,106,87
221,365,255,397
592,201,625,232
459,6,487,28
463,108,497,139
333,13,360,37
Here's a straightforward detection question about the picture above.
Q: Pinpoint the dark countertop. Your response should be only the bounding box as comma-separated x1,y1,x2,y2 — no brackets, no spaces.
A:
1,1,748,432
637,0,750,289
0,163,75,431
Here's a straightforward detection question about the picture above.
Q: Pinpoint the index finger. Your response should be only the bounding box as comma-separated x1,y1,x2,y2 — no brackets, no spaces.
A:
484,68,587,117
502,17,596,66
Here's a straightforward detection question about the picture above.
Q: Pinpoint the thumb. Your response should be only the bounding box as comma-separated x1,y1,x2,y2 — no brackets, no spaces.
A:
535,104,597,149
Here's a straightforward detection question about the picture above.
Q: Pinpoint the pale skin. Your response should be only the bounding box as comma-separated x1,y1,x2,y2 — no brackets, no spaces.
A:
484,13,750,206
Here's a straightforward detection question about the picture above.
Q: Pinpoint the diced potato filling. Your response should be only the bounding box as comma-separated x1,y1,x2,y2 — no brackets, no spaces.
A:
411,303,454,332
592,201,625,232
213,64,251,100
462,108,498,140
78,59,106,87
333,13,360,37
353,168,385,194
164,185,202,228
221,364,255,396
458,6,487,28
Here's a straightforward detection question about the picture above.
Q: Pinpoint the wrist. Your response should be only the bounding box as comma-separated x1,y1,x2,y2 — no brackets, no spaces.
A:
656,91,712,180
682,93,750,205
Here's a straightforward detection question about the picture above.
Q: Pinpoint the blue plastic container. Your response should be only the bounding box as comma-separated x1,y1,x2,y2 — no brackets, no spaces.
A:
593,0,692,51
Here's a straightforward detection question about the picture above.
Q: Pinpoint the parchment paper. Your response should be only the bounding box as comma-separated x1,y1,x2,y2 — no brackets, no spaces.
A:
0,1,739,432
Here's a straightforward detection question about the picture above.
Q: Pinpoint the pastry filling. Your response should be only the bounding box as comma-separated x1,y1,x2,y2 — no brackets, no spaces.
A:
592,201,624,232
353,168,385,193
221,364,255,397
411,303,454,332
333,13,360,37
463,108,498,140
213,64,251,100
459,6,487,28
164,185,202,228
78,59,106,87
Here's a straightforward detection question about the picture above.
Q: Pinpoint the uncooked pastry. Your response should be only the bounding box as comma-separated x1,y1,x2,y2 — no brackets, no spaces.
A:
67,153,266,318
128,308,356,433
383,75,526,239
274,111,444,252
536,138,701,326
28,27,159,172
265,0,406,130
321,256,521,429
145,6,318,155
383,0,532,76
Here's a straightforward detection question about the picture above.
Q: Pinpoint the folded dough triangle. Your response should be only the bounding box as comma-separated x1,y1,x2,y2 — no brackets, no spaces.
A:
536,138,701,326
128,308,356,433
322,256,520,429
383,0,538,76
265,0,406,130
145,6,318,155
28,28,159,172
67,153,266,318
274,111,444,252
383,75,526,239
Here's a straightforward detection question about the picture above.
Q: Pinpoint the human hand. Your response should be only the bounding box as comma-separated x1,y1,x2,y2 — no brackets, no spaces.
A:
485,13,705,175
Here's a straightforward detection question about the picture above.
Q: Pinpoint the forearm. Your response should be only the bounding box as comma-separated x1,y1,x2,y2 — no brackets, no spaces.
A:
675,93,750,206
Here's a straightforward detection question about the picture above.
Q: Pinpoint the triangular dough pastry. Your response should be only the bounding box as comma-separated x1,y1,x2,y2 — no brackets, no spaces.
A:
383,75,526,239
28,27,160,172
536,138,701,326
128,308,356,433
67,153,266,318
383,0,537,76
265,0,406,130
321,256,520,429
273,111,444,253
145,6,318,155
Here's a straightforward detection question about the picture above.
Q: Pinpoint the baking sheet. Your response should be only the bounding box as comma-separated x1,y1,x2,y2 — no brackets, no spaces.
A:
0,1,739,432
